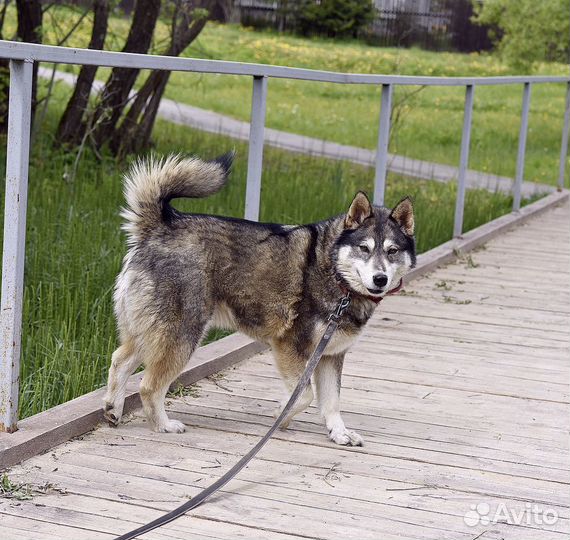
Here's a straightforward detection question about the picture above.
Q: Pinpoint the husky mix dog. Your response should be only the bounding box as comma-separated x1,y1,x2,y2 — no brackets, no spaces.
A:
104,153,416,446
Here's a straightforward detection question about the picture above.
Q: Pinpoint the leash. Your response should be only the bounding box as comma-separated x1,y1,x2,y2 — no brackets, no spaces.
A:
114,292,352,540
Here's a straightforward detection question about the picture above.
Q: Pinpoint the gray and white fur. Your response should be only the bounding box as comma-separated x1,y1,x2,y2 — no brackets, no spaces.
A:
104,153,416,446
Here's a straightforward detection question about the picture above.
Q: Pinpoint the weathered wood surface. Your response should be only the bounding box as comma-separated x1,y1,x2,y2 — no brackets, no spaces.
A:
2,201,569,539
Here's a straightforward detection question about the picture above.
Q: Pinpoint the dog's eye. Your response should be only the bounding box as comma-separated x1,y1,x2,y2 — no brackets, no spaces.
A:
359,245,370,254
387,247,399,256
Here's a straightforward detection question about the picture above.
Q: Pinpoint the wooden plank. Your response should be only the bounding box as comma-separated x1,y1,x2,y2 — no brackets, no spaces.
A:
359,332,567,363
5,465,481,540
356,332,568,366
13,448,569,540
0,501,181,540
428,269,570,290
393,294,570,315
247,347,569,385
74,414,569,508
0,514,115,539
237,358,570,404
164,389,569,467
0,492,307,540
378,304,570,335
366,317,570,346
194,373,568,452
177,373,568,441
183,365,568,428
72,433,569,514
378,297,570,330
158,398,568,478
228,350,570,405
405,191,569,282
162,402,569,482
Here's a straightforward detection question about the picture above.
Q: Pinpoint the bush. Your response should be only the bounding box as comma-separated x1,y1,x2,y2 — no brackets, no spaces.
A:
472,0,570,72
295,0,374,38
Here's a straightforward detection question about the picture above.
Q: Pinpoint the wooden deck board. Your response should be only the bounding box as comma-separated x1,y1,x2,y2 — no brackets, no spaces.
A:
2,201,569,539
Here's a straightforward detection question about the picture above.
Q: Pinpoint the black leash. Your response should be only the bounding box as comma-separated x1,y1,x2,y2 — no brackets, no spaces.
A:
115,292,352,540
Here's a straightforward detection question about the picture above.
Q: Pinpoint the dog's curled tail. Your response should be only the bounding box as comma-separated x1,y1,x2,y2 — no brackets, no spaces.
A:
121,152,233,242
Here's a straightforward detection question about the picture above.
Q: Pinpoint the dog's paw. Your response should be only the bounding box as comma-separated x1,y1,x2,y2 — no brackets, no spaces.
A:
155,419,186,433
272,405,292,430
329,427,363,446
103,403,121,427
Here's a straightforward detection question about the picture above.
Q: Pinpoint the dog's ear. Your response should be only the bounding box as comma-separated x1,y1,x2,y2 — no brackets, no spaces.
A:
390,197,414,236
345,191,373,229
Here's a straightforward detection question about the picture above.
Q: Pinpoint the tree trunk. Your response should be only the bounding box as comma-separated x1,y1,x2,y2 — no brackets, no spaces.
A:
16,0,42,119
112,5,209,157
113,69,170,157
56,0,109,146
90,0,161,150
119,71,169,157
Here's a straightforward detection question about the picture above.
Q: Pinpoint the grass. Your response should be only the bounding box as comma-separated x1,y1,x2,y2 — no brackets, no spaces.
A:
167,383,201,400
0,473,65,500
0,474,34,500
162,29,568,186
5,6,564,184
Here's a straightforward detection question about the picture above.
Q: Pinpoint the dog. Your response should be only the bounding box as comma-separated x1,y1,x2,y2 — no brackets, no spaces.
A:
103,153,416,446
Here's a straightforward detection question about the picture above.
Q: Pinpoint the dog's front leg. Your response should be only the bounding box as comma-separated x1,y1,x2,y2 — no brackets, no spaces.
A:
315,353,363,446
271,341,315,429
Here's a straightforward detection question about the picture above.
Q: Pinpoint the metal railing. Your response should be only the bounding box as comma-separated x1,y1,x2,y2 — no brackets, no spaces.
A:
0,40,568,432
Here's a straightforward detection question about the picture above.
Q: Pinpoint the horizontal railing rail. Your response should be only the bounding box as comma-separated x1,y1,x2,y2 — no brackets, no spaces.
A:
0,40,569,433
0,41,568,86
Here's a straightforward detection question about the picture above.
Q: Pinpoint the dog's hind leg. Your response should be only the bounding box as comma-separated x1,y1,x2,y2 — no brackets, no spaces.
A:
138,331,202,433
103,340,140,426
315,353,363,446
271,342,314,429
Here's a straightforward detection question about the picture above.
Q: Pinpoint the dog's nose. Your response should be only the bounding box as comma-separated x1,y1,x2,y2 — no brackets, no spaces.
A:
373,273,388,288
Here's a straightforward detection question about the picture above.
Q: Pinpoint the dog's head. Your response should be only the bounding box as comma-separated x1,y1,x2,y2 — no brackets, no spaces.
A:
333,192,416,298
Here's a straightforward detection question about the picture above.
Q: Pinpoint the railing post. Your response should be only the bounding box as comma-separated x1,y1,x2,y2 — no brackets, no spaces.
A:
513,82,531,211
0,59,33,433
558,82,570,190
453,84,474,238
373,83,392,206
244,75,268,221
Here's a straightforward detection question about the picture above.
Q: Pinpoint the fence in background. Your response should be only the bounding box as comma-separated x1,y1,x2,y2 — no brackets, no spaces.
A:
0,40,568,432
235,0,492,53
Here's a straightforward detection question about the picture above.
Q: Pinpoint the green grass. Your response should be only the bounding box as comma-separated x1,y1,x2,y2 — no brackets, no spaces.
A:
163,27,568,186
11,6,564,185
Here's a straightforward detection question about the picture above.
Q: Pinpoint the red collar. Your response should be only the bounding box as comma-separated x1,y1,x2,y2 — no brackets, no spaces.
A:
338,278,404,304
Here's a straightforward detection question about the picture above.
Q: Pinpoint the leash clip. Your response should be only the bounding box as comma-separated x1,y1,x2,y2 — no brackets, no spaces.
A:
329,292,351,322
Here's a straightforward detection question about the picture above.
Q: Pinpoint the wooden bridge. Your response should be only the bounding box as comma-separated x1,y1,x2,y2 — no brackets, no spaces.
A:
1,199,567,539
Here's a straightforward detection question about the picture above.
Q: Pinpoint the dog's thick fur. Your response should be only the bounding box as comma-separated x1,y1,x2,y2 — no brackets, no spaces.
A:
104,153,416,445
